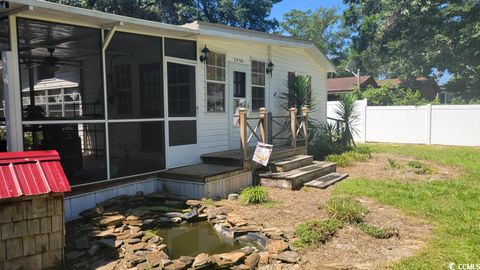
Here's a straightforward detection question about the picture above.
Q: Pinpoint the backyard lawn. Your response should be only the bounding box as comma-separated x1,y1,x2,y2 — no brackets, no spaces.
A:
334,143,480,269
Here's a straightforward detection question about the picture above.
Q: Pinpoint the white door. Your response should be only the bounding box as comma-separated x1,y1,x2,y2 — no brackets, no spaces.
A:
165,60,199,168
228,63,251,149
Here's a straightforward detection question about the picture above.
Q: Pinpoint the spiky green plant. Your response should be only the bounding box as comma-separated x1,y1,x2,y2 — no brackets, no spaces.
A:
335,93,360,148
240,186,269,205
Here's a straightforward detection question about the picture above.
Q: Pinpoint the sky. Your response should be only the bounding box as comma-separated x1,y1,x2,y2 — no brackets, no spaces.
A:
270,0,346,22
269,0,451,85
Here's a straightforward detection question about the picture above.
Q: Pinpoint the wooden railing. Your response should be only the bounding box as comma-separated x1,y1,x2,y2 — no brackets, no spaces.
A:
238,106,309,170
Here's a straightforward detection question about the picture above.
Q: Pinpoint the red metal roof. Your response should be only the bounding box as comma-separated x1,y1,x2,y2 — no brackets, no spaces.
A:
0,150,71,200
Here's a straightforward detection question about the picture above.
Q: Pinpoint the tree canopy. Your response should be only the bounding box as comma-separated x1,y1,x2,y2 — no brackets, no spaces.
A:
342,0,480,97
280,7,351,70
48,0,280,32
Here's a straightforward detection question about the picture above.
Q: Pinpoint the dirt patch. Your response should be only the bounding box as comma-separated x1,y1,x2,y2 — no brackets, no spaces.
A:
337,153,461,183
219,189,431,269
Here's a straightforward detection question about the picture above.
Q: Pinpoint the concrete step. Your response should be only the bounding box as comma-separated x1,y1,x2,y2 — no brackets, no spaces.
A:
259,161,336,190
271,155,313,172
304,173,349,189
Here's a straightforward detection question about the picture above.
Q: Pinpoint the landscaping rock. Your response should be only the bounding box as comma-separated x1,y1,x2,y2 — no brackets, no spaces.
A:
228,193,239,200
277,251,300,263
165,256,194,270
258,251,270,265
211,250,246,268
79,205,104,219
266,240,289,254
88,244,100,256
237,232,269,249
99,237,116,249
262,228,286,240
244,252,260,269
127,238,141,244
146,250,169,267
214,223,234,239
192,253,211,269
66,250,86,261
100,214,125,226
75,236,89,250
186,200,202,207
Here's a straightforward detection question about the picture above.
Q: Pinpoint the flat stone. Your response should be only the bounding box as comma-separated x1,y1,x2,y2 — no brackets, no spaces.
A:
237,232,269,249
115,240,124,248
127,242,147,252
127,238,141,244
95,260,119,270
171,217,183,223
277,251,300,263
244,252,260,269
66,250,86,261
99,214,125,226
262,228,286,240
75,236,89,250
258,251,270,265
211,250,246,268
94,227,115,238
148,236,163,245
266,240,289,254
131,231,145,239
88,244,99,256
192,253,211,269
165,256,194,270
142,234,154,242
214,223,234,239
146,250,169,267
186,200,202,207
79,205,104,219
99,237,116,249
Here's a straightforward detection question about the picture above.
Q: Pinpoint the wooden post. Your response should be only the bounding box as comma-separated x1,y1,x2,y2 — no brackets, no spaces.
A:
302,106,309,147
290,108,297,148
267,112,273,144
259,107,267,143
239,108,248,171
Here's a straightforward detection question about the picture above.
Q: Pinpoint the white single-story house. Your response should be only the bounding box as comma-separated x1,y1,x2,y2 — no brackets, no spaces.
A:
0,0,335,219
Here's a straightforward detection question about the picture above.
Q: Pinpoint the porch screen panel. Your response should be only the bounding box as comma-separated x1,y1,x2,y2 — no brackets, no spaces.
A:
17,19,107,185
106,32,163,119
105,31,165,178
0,17,10,51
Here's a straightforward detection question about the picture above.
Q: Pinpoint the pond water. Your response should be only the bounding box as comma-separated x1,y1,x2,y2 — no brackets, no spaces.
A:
153,222,244,259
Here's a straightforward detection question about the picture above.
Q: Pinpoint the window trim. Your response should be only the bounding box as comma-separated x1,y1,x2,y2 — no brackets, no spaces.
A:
251,60,266,112
206,51,227,114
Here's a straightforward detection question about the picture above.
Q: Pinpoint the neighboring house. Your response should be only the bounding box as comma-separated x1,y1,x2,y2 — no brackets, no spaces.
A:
0,0,335,219
327,76,377,100
376,77,440,100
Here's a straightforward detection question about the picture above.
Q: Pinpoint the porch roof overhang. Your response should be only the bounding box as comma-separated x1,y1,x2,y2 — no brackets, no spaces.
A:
1,0,199,38
2,0,336,73
182,21,337,73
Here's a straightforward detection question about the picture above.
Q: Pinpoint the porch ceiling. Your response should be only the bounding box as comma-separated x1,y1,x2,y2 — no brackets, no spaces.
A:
3,1,198,38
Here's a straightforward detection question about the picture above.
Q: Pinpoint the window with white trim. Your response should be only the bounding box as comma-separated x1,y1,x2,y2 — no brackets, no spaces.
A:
251,60,266,111
206,51,226,112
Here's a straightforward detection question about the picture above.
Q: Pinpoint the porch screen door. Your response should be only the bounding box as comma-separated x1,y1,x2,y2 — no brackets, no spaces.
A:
166,61,198,167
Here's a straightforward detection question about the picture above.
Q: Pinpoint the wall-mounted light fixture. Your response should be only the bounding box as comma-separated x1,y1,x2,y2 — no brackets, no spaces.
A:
200,45,210,63
266,61,274,75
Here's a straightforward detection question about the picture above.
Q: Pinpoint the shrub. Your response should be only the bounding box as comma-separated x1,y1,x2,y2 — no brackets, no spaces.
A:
240,186,269,204
358,223,399,239
293,219,341,248
326,151,370,167
407,160,433,174
325,197,368,224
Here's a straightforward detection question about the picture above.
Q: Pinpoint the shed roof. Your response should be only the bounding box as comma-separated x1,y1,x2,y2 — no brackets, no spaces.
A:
0,150,71,200
327,76,375,93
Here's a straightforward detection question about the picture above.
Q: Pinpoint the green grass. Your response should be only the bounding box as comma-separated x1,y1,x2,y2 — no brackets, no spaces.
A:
325,197,368,224
240,186,269,205
332,143,480,269
388,158,403,169
407,160,434,174
358,223,399,239
293,219,342,248
326,150,371,167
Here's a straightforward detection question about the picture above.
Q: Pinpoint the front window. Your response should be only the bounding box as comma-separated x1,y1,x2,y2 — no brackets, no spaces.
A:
251,60,266,111
206,52,226,112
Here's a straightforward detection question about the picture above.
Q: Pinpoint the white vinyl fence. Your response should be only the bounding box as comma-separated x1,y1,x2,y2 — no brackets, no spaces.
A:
327,100,480,146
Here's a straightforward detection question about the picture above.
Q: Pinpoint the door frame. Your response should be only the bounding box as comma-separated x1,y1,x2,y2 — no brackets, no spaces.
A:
228,62,251,149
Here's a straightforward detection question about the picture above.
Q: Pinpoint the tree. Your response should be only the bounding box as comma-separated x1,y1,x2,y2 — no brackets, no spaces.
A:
48,0,281,32
280,7,351,66
343,0,480,98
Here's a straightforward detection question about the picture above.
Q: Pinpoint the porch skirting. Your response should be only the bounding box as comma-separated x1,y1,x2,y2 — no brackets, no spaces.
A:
64,172,252,221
